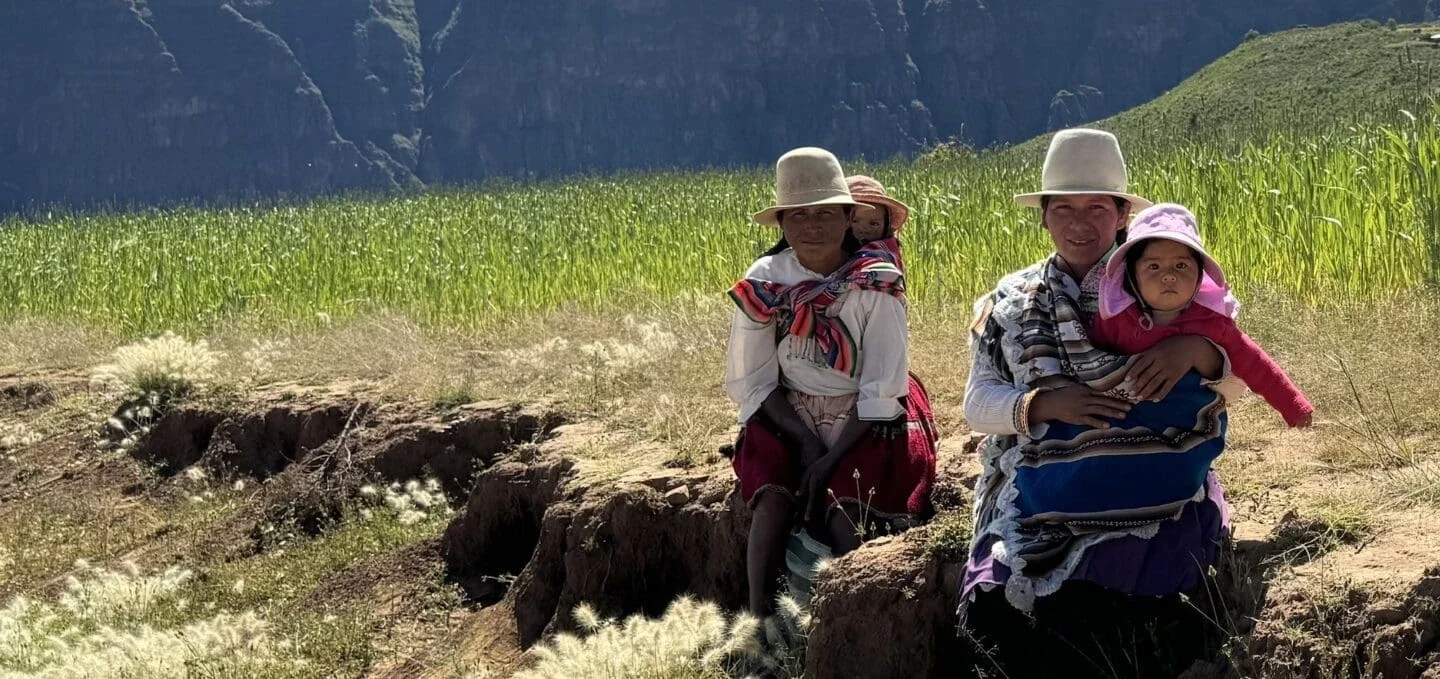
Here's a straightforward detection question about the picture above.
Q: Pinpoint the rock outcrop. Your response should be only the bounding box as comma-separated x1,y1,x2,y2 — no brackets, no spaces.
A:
418,0,934,184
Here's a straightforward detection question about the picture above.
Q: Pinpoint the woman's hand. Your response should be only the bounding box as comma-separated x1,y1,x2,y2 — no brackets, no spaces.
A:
799,437,827,468
1127,335,1221,402
1030,384,1132,429
798,452,843,522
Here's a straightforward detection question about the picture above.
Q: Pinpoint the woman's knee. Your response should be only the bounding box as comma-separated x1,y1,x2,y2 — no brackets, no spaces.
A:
751,491,794,527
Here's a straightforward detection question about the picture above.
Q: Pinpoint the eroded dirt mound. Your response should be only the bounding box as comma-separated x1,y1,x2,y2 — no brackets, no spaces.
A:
131,390,560,488
114,390,564,562
360,401,560,501
437,427,987,666
777,433,980,678
442,423,748,646
1245,567,1440,679
47,378,1440,679
805,527,969,678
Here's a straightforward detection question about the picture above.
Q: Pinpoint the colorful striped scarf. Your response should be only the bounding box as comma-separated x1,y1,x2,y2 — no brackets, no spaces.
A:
728,238,905,377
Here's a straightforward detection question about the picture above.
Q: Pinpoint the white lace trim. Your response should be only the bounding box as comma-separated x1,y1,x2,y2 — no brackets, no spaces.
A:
970,260,1185,613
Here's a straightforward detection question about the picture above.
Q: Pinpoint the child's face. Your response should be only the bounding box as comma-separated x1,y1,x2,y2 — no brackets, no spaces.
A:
850,204,888,242
1133,239,1201,312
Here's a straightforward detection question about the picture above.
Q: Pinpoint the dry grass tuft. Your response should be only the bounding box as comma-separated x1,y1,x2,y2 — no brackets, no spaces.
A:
0,319,115,374
515,594,809,679
90,331,222,401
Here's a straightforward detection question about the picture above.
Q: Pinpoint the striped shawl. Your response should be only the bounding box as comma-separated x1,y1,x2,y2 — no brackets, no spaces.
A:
728,238,905,377
969,255,1227,611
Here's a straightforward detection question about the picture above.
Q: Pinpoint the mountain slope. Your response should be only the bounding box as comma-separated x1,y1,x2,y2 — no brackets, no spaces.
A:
0,3,1429,211
1008,21,1440,154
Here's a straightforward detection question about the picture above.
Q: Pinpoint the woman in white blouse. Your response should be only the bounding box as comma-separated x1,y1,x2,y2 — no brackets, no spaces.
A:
725,147,938,616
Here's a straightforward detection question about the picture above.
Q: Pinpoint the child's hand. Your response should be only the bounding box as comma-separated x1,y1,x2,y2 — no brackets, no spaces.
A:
1127,336,1208,402
1293,412,1314,428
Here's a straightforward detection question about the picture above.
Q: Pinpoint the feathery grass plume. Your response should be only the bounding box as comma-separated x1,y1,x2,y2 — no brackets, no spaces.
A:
573,603,607,633
515,596,762,679
0,423,41,452
0,561,300,677
57,560,193,625
90,331,221,401
737,594,811,679
240,338,288,384
517,595,814,679
360,478,452,525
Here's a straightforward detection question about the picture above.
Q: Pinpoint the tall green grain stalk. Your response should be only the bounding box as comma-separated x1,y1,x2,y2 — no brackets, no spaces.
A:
1,109,1438,334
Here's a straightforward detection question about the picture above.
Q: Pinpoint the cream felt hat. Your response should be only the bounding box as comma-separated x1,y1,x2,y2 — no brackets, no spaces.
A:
1014,128,1153,210
752,147,857,227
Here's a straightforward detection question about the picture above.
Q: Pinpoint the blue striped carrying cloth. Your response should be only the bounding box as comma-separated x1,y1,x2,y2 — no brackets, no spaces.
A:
967,255,1230,605
1013,372,1227,527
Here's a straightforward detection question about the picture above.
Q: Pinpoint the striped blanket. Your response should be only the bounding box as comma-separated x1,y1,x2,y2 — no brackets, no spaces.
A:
728,238,904,377
970,255,1228,608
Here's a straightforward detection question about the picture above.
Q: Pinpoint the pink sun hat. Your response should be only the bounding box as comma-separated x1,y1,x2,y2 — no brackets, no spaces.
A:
1099,203,1240,320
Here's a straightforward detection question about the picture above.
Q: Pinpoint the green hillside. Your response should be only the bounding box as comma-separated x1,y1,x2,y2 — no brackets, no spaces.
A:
1010,21,1440,154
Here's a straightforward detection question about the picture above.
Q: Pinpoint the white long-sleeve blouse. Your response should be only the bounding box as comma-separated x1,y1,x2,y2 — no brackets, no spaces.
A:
724,249,908,425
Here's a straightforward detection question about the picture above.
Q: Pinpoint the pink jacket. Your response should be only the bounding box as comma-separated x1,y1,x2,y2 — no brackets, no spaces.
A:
1091,304,1314,427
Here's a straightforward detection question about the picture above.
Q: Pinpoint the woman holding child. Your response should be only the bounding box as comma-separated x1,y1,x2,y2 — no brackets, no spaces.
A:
724,147,938,617
959,128,1313,677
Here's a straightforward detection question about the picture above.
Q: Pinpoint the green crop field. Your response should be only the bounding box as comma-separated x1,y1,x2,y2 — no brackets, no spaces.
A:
2,22,1440,337
1,106,1437,335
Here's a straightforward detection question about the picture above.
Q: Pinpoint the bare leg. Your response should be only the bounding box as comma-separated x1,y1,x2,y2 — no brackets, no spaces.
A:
747,492,794,616
827,504,864,556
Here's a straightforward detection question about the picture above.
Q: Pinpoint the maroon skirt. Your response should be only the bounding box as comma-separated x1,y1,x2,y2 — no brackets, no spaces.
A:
732,373,940,521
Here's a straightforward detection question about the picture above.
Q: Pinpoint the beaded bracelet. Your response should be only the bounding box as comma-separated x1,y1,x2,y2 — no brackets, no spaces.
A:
1010,391,1026,435
1016,389,1040,439
1013,391,1036,437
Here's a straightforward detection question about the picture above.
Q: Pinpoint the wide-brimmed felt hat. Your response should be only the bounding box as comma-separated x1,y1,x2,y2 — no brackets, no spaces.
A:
846,175,911,232
1099,203,1238,320
1015,128,1153,210
753,147,857,227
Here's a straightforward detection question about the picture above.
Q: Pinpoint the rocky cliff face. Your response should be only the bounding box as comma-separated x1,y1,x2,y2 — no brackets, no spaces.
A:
417,0,934,184
0,0,1422,211
0,0,397,210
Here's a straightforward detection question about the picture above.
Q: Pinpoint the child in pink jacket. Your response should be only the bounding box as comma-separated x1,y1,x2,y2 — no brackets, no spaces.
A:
1090,203,1314,427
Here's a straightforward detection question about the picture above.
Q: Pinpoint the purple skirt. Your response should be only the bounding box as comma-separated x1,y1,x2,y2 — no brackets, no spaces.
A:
960,471,1231,605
